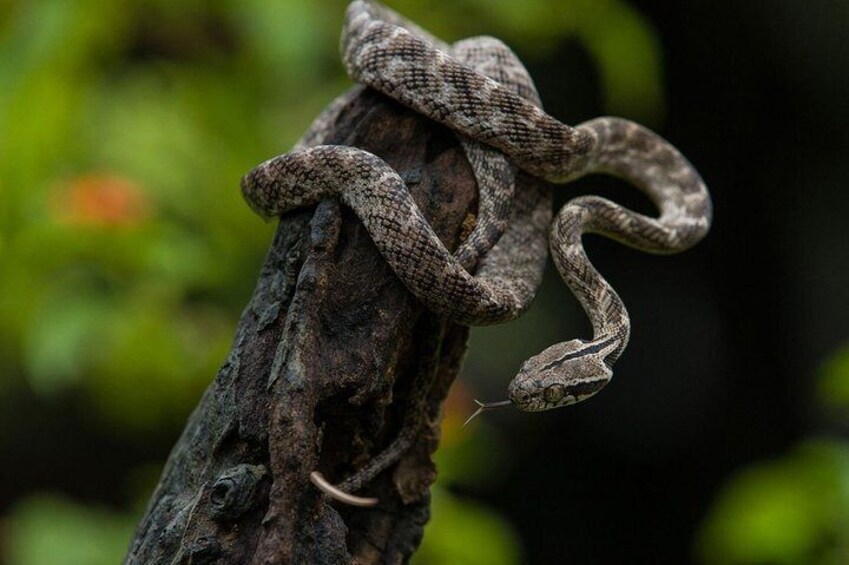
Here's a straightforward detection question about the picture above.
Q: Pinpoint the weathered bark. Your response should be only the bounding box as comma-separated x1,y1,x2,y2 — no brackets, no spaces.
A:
125,88,478,564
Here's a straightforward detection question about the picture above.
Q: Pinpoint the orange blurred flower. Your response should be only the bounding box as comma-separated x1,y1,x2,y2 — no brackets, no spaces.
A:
441,379,475,446
52,173,150,227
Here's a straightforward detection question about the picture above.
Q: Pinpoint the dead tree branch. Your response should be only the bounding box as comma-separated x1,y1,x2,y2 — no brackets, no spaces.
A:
125,88,479,564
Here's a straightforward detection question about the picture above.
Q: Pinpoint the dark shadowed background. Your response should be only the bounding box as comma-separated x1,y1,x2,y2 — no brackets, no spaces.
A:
1,0,847,563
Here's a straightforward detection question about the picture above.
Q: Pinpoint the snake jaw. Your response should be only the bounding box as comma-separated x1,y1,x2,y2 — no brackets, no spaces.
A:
509,338,616,411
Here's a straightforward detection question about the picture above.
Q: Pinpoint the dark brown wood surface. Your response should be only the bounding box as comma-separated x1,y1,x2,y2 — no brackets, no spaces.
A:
124,88,478,564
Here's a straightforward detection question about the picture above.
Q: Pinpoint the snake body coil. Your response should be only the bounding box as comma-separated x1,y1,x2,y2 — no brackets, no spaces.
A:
242,0,712,415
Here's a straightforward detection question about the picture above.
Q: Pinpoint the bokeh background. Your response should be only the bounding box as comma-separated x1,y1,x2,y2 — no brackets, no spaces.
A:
1,0,847,563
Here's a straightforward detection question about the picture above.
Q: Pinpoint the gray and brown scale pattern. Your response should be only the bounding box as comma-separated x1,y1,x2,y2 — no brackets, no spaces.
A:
242,0,712,415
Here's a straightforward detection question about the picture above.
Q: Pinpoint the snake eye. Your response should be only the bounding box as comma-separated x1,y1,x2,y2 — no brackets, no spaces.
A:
543,384,565,404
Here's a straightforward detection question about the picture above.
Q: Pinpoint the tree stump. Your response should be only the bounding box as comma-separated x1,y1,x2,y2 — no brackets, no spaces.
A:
125,87,480,564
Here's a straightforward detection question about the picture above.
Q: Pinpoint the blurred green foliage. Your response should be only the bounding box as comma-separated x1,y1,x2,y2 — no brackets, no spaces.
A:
819,342,849,412
413,487,521,565
4,495,137,565
696,344,849,565
6,0,795,563
697,440,849,565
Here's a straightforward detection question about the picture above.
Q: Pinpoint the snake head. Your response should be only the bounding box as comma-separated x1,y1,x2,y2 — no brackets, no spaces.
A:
508,338,617,411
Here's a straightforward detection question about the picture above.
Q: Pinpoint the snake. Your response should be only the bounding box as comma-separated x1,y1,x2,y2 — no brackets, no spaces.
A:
247,15,553,505
242,0,712,421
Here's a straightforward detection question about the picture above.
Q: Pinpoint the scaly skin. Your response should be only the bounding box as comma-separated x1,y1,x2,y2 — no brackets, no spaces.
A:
241,0,712,499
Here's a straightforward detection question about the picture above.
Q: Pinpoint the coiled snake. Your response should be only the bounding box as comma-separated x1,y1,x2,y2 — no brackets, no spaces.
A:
241,0,712,503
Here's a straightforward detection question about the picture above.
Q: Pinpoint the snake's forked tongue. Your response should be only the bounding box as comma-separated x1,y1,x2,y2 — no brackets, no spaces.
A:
462,399,513,427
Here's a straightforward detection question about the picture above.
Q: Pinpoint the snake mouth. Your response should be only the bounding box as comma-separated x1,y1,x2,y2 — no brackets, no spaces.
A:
462,399,513,427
